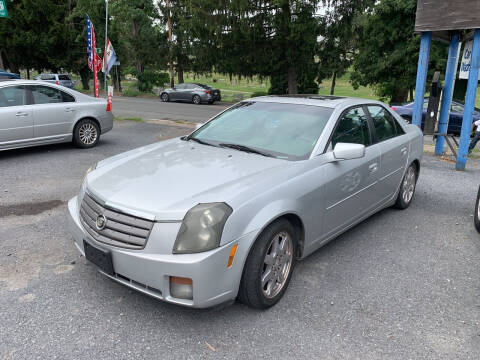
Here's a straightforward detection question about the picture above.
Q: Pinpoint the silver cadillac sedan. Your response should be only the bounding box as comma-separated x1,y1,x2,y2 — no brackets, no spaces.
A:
68,95,423,309
0,80,113,151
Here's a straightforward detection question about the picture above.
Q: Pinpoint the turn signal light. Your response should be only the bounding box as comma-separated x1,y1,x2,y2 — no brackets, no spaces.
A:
227,244,238,268
56,81,60,85
391,106,397,111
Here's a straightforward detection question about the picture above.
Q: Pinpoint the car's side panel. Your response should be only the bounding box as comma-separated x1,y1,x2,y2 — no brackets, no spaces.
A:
32,103,75,138
0,106,33,143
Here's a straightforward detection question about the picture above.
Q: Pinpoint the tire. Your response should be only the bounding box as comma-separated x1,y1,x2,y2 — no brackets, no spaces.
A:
402,116,412,123
160,93,169,102
474,186,480,233
73,119,100,149
394,163,418,210
192,95,201,105
238,219,297,309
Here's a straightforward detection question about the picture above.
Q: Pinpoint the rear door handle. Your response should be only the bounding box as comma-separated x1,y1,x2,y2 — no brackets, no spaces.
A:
15,112,29,117
401,147,407,156
368,163,378,173
65,108,76,113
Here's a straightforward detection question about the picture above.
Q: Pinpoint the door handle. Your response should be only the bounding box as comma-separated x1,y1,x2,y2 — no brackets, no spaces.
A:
401,147,407,156
15,112,29,117
368,163,378,173
65,108,76,113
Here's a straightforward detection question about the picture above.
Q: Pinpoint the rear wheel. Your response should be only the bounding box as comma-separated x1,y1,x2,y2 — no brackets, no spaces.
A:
238,219,296,309
474,187,480,233
161,93,169,102
73,119,100,149
192,95,201,105
395,163,417,209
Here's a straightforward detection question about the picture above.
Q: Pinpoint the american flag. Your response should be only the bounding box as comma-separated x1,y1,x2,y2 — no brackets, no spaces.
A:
86,15,101,97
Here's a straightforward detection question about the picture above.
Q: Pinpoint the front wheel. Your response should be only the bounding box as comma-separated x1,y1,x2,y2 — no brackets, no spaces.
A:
474,187,480,233
238,219,296,309
395,163,417,209
73,119,100,149
160,93,169,102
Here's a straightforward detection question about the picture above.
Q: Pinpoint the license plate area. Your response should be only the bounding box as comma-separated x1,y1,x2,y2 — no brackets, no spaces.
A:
84,240,114,276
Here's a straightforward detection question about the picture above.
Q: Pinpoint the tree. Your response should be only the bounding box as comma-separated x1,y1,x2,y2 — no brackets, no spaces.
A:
350,0,447,103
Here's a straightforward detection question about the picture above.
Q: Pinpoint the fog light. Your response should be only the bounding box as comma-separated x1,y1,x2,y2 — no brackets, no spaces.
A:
170,276,193,300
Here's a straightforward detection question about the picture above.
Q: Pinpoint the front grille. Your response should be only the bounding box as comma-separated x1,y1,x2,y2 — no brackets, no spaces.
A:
79,192,154,250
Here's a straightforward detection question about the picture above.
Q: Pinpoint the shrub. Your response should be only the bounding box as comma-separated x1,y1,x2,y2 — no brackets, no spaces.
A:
251,91,268,98
136,71,169,92
122,88,140,97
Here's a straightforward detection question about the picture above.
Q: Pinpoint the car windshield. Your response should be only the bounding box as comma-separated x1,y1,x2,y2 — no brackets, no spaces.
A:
189,101,333,161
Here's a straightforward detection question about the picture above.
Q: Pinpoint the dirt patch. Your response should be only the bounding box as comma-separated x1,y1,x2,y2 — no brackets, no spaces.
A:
0,200,64,218
146,118,197,128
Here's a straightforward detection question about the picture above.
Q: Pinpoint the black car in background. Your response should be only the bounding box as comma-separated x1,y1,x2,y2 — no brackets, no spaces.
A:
160,83,221,104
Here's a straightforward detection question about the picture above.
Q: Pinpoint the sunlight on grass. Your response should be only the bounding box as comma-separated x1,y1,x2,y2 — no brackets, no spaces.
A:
114,117,144,122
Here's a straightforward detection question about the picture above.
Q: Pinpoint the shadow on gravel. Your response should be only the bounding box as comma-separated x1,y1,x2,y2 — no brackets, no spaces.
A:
0,200,64,217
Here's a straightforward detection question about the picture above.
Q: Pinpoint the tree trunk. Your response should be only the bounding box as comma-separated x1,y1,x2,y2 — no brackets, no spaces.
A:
391,86,408,104
177,60,184,84
330,71,337,95
409,87,414,102
287,66,297,94
0,52,4,70
80,67,90,90
26,68,30,79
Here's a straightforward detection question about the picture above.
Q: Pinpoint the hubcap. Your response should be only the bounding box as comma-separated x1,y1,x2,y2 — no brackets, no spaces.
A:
402,166,416,203
79,123,98,145
261,231,293,299
193,96,200,104
162,94,168,102
477,199,480,222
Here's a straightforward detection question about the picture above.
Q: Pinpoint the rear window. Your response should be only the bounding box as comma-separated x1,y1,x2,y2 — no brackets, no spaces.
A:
41,75,56,81
58,75,71,81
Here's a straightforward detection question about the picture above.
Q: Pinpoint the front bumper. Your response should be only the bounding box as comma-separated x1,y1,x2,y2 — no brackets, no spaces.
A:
68,197,255,308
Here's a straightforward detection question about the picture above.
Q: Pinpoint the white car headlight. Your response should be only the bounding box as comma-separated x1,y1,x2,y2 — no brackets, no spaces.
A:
173,203,232,254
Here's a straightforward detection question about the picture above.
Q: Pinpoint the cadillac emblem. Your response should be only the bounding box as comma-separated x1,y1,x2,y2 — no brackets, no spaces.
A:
96,214,107,230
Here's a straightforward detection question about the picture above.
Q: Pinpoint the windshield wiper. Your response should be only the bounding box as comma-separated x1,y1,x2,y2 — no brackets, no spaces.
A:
219,143,274,158
182,136,216,147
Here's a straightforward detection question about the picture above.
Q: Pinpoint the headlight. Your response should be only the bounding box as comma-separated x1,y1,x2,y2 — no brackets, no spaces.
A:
173,203,232,254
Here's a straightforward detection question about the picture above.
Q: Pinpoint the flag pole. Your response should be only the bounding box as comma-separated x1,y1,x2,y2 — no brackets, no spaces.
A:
104,0,108,94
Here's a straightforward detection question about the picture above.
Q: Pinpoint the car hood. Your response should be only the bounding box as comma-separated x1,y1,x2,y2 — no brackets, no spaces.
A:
85,138,290,220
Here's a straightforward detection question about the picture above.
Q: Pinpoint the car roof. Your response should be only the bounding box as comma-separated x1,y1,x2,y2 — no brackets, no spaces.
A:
247,94,386,109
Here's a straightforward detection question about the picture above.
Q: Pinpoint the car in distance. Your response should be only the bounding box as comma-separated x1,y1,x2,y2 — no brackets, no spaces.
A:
392,98,480,135
34,73,75,89
0,80,113,151
160,83,221,104
475,186,480,233
0,69,20,80
68,95,423,309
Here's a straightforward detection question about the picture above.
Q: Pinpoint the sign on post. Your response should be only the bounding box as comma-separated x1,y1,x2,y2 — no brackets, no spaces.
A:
459,40,480,80
0,0,8,18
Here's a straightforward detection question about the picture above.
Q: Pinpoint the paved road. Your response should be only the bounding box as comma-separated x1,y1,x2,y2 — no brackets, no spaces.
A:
113,97,231,123
1,120,480,359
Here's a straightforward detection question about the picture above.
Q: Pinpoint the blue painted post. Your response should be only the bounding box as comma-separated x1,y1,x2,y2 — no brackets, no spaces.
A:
412,32,432,127
435,33,460,155
456,29,480,171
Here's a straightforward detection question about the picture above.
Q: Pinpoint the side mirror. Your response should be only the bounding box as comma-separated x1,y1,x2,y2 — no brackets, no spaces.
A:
332,143,365,161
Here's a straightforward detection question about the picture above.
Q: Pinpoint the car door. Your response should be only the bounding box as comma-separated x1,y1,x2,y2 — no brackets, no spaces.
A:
366,105,409,202
322,106,383,237
0,85,33,143
28,85,76,138
172,83,186,101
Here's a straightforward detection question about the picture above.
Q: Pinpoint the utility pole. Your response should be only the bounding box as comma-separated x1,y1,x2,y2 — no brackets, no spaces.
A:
167,0,174,88
104,0,108,93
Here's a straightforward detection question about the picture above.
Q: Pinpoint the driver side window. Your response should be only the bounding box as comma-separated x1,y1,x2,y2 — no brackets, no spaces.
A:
331,107,371,149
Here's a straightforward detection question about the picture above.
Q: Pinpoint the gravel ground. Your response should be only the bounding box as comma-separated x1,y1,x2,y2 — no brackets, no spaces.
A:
1,120,479,360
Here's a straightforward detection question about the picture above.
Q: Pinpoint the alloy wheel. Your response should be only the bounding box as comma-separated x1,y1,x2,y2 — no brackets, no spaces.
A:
261,231,293,299
402,166,416,204
78,123,98,145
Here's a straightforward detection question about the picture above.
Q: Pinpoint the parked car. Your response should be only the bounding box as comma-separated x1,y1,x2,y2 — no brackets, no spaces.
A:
392,98,480,135
160,83,221,104
34,73,75,89
0,69,20,80
0,80,113,151
68,95,423,309
475,186,480,233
